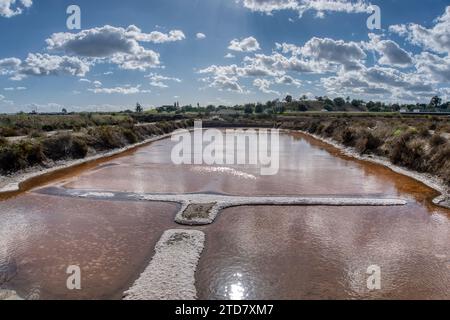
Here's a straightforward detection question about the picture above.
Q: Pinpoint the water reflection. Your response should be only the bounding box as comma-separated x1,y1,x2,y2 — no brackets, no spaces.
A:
226,273,246,300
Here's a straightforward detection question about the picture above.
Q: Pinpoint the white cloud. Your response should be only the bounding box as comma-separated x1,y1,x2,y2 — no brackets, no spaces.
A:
0,0,32,18
196,33,206,40
322,65,434,101
3,86,26,91
0,57,21,76
225,53,235,59
146,73,181,88
47,26,184,55
126,26,186,43
198,68,245,93
46,25,187,71
366,33,413,67
240,0,371,17
275,75,301,87
109,46,160,71
389,6,450,54
414,52,450,82
6,53,90,81
209,75,245,92
199,29,448,103
228,36,261,52
301,37,366,71
253,78,279,95
88,85,148,95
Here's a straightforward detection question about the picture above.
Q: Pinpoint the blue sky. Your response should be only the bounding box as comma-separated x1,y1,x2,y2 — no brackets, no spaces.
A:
0,0,449,113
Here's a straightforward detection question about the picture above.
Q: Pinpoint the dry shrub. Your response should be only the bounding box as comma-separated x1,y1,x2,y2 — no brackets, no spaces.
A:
389,132,428,172
0,141,44,174
355,130,382,154
0,136,7,146
71,136,89,159
42,134,74,160
340,127,357,146
430,134,446,147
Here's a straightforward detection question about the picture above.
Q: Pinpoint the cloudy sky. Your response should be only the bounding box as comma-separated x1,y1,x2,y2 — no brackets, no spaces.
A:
0,0,449,113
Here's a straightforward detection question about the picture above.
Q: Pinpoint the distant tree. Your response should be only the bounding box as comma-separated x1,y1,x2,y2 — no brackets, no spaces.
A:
391,104,400,112
429,96,442,109
315,96,324,102
244,104,254,114
346,96,351,103
297,104,308,112
375,101,383,112
61,108,68,114
323,105,334,112
324,98,334,106
265,100,276,109
255,103,264,114
135,102,143,113
284,95,293,103
206,105,216,112
351,99,361,108
366,101,378,112
275,104,285,114
333,97,346,107
300,95,308,101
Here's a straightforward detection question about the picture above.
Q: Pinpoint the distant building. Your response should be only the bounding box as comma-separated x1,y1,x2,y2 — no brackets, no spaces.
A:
413,109,421,113
275,101,284,109
216,109,239,116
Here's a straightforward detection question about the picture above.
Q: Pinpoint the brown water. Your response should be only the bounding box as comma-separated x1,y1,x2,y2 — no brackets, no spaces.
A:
0,131,449,299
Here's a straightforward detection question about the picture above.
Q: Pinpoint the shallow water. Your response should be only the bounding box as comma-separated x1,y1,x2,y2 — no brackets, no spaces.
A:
0,131,448,299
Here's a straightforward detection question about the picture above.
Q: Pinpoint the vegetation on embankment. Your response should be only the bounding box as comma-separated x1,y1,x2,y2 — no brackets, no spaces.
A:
286,116,450,187
0,119,193,175
0,113,188,137
206,114,450,188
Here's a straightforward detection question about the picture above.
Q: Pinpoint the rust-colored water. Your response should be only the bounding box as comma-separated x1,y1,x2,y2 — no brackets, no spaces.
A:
0,131,448,299
196,205,450,300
